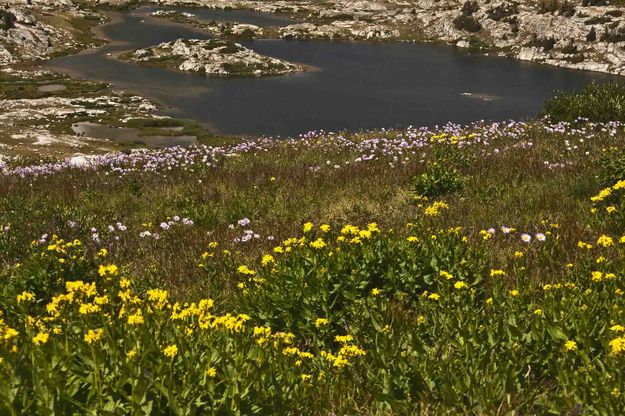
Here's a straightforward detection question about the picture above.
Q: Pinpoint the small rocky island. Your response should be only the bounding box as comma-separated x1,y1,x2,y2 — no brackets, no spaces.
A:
121,38,304,76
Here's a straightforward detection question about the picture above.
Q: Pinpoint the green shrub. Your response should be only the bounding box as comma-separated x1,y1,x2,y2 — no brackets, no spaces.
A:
453,14,482,32
0,11,15,31
585,16,611,24
461,0,479,15
526,34,556,51
600,27,625,43
599,147,625,187
543,82,625,123
487,4,518,21
538,0,575,16
413,160,464,198
582,0,625,6
237,224,484,341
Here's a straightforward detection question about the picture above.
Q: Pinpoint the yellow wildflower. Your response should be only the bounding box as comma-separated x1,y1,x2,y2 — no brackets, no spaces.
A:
454,281,468,290
98,264,119,277
32,331,49,346
609,337,625,354
261,254,275,266
591,187,612,203
162,344,178,358
597,235,614,247
614,179,625,190
84,328,104,344
610,325,625,333
490,269,506,278
310,238,327,249
591,271,603,282
424,201,449,217
564,340,577,352
439,270,453,280
315,318,329,328
237,265,256,276
341,225,359,235
79,303,101,315
335,335,354,344
146,289,168,309
16,291,35,304
127,310,144,325
339,344,366,358
2,326,19,341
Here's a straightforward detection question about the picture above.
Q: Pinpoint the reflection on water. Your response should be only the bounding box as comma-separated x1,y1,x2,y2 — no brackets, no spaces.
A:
72,122,197,147
47,6,622,137
37,84,67,92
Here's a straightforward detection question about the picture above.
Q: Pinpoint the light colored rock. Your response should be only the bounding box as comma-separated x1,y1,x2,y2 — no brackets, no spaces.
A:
0,5,94,67
136,0,625,75
126,38,303,76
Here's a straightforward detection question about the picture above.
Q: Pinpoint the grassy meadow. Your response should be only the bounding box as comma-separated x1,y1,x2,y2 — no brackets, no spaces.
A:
3,85,625,413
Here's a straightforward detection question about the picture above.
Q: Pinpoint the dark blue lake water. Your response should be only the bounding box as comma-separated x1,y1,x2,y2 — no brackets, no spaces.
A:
47,6,621,137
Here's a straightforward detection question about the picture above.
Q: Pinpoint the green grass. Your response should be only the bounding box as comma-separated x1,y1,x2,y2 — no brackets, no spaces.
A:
5,4,625,412
543,81,625,123
0,120,619,296
3,118,625,413
0,72,108,100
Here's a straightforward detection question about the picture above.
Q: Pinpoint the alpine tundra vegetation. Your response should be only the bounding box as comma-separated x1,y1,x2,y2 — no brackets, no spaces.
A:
4,0,625,415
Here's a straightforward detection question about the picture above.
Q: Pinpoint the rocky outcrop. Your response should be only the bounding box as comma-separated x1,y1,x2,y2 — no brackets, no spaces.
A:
151,10,263,39
0,3,102,67
143,0,625,76
0,68,174,158
280,22,399,40
202,21,262,39
123,38,304,76
0,7,53,65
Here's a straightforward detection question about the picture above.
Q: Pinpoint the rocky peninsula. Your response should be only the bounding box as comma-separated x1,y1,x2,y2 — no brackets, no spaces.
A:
121,38,304,76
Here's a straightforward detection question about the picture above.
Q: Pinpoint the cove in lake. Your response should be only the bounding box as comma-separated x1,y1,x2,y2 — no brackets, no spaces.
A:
47,6,621,137
72,122,197,147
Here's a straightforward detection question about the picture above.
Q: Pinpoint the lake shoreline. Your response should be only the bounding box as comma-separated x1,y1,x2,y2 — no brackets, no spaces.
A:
43,5,621,138
0,1,623,158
